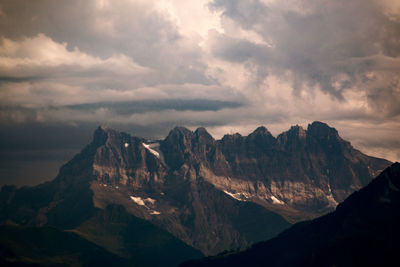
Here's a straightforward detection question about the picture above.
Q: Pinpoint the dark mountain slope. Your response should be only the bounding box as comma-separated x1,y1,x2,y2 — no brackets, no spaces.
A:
148,176,290,254
181,162,400,267
0,224,127,266
73,204,203,266
0,204,203,267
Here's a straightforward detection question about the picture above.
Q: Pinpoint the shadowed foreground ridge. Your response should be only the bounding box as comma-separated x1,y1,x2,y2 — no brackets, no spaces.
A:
181,162,400,267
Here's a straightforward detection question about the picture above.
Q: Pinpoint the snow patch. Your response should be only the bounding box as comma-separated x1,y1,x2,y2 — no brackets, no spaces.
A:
124,142,129,148
150,210,161,215
223,190,240,201
130,196,157,209
142,143,160,158
270,195,285,205
223,190,248,201
130,196,146,206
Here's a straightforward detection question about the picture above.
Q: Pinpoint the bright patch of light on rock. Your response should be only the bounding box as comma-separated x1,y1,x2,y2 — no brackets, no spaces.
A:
223,190,248,201
130,196,146,206
271,195,285,205
142,143,160,158
150,210,161,215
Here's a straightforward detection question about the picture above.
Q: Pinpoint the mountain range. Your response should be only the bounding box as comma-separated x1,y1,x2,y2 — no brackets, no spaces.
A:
0,121,391,265
182,162,400,267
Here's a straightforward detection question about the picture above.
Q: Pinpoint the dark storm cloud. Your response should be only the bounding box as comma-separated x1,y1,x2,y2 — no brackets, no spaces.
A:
65,99,243,114
0,99,243,125
0,76,44,83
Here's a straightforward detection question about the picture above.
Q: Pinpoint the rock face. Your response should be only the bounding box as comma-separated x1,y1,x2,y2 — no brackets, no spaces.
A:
215,121,390,221
182,162,400,267
88,126,290,255
92,122,390,222
0,122,390,257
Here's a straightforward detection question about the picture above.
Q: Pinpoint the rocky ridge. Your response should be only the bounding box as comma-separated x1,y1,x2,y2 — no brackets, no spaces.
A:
91,122,390,221
0,122,391,256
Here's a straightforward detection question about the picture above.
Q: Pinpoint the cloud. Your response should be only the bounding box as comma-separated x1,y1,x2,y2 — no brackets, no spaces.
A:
202,0,400,161
208,0,400,101
0,34,151,87
0,0,399,187
0,0,211,86
0,34,241,110
65,99,243,114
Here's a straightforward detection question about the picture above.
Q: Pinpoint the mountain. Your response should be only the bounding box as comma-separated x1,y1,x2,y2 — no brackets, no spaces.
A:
0,122,390,260
0,224,127,266
181,162,400,267
216,122,389,221
0,205,202,267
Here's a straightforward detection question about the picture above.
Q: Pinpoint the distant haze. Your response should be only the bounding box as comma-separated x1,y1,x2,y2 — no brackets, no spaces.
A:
0,0,399,186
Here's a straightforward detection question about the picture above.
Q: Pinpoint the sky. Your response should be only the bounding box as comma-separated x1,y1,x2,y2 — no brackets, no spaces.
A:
0,0,399,186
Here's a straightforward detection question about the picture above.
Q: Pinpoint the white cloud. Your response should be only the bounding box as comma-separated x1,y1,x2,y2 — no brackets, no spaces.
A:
156,0,222,39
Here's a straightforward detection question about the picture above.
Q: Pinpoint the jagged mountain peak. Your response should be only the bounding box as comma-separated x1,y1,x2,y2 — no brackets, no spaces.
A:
246,126,276,150
168,126,193,137
221,132,243,142
287,125,307,136
249,126,272,136
275,122,346,151
277,124,306,139
194,126,207,133
276,122,341,141
92,125,110,145
163,126,193,149
93,125,133,145
194,127,214,142
95,125,121,135
307,121,339,138
276,125,307,149
221,126,274,144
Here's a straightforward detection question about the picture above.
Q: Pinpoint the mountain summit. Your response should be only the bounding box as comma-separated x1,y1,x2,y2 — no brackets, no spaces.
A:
0,122,391,260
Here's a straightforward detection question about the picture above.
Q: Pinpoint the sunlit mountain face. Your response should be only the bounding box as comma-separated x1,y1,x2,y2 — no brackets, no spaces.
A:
0,1,399,266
